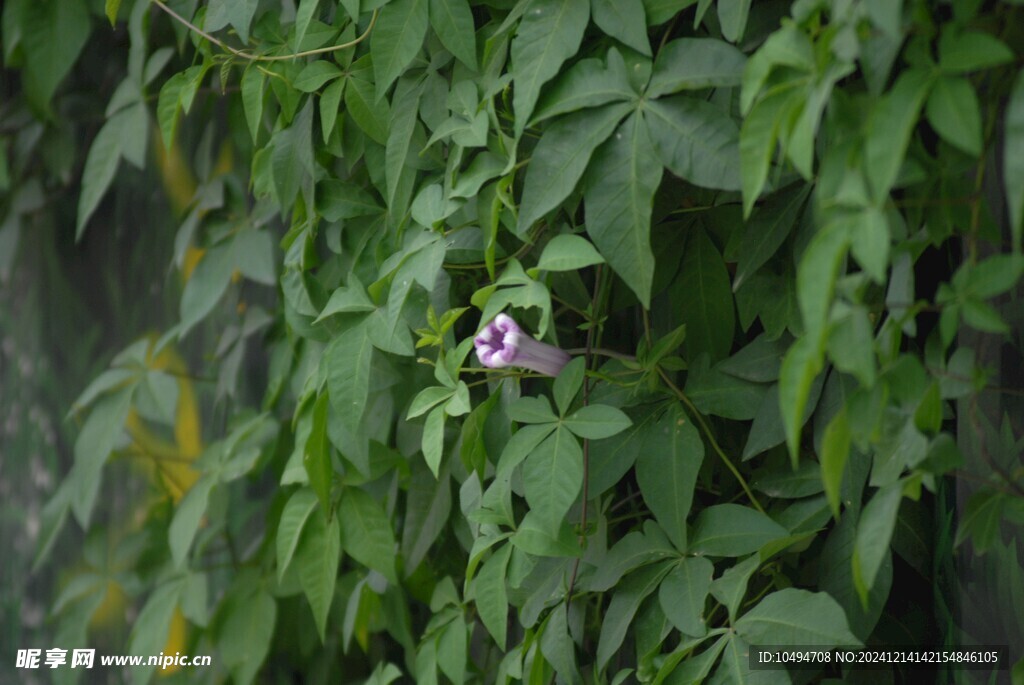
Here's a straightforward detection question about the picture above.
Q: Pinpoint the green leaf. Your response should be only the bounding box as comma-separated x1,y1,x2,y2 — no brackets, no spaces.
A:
778,336,824,464
938,30,1013,74
635,405,703,552
642,0,693,25
961,255,1024,299
735,588,861,647
339,488,398,583
402,458,452,573
295,61,343,93
518,102,632,235
690,504,788,557
592,0,651,56
205,0,259,43
584,111,663,306
684,357,767,420
522,427,583,533
219,587,277,685
562,404,632,439
509,395,558,424
659,556,713,637
733,184,810,291
168,475,215,568
954,488,1007,554
320,77,345,142
128,579,184,681
372,0,428,100
408,386,455,419
821,408,851,519
327,321,373,437
156,69,194,154
304,392,333,515
645,96,741,191
535,235,606,272
708,554,760,623
962,298,1010,333
739,87,800,217
717,0,751,43
588,408,657,498
648,38,745,98
510,511,581,557
317,179,383,221
497,423,556,476
178,231,274,336
422,405,447,476
553,357,586,416
510,0,590,136
597,561,673,670
532,49,635,124
345,63,391,144
77,107,133,240
1005,71,1024,249
316,282,376,322
853,482,903,606
797,221,850,341
277,488,319,582
70,387,133,527
71,367,136,413
717,333,788,384
865,68,932,202
293,0,320,53
926,76,982,156
296,508,341,641
740,23,814,114
272,98,315,209
21,0,90,112
673,226,735,363
474,543,511,647
429,0,477,70
588,523,677,591
241,66,266,143
105,0,121,26
845,207,890,284
438,617,469,685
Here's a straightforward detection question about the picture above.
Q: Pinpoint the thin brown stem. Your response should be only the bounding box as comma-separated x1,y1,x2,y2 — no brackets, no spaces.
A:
566,266,604,604
151,0,377,62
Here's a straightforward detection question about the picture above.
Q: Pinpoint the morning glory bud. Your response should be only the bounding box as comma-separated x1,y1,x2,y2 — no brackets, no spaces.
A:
474,313,571,377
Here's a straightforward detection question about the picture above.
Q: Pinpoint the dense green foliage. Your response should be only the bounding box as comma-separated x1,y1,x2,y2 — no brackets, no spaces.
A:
4,0,1024,682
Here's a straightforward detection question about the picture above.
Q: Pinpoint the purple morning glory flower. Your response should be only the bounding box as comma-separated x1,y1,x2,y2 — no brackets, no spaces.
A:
474,313,571,377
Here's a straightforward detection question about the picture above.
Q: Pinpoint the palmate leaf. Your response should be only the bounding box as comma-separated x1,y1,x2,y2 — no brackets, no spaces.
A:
510,0,589,137
583,110,662,307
